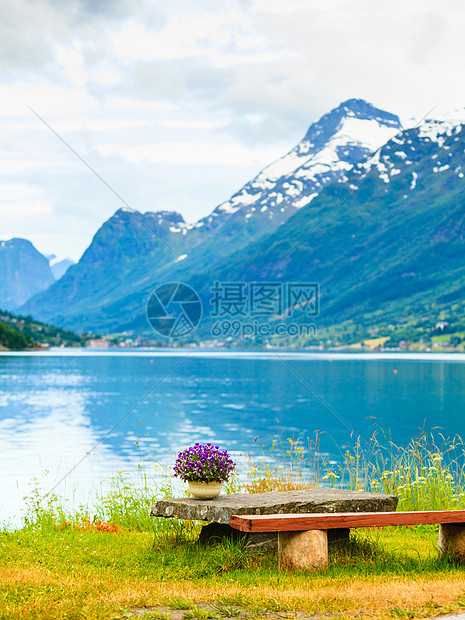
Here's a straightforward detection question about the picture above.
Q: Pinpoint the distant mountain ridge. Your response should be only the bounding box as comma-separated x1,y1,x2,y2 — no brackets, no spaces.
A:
47,255,75,280
20,208,188,330
0,238,55,311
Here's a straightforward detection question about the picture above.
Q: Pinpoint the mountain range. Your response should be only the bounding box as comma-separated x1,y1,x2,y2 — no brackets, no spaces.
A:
12,98,465,344
197,116,465,335
0,239,74,312
0,239,54,311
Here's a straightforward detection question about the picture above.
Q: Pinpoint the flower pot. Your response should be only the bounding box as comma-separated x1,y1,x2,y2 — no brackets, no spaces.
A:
188,481,223,500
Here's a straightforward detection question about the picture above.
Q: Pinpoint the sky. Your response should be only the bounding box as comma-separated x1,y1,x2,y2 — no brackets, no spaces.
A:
1,0,464,261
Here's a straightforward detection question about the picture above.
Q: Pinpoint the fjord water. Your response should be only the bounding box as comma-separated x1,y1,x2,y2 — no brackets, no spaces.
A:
1,349,465,524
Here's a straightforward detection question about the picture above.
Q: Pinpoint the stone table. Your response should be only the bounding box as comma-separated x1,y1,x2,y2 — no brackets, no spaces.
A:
151,489,398,549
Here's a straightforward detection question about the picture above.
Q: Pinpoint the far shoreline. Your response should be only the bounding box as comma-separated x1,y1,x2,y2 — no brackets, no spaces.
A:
2,347,465,362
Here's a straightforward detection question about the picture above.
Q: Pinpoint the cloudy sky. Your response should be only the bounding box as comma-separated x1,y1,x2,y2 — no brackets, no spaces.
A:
1,0,464,260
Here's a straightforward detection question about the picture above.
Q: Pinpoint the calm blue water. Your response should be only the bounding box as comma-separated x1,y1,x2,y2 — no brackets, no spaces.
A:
2,349,465,524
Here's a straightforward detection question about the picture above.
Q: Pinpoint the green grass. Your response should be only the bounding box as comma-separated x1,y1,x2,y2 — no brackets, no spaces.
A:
246,431,465,514
2,523,465,619
4,432,465,618
19,431,465,535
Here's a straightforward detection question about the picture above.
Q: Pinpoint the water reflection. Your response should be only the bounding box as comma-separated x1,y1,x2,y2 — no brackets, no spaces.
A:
1,350,465,525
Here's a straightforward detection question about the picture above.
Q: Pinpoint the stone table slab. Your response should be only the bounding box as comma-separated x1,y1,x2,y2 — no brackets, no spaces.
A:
151,489,398,525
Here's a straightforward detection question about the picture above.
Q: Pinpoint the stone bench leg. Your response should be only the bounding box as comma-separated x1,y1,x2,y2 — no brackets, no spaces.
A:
278,529,328,571
439,523,465,560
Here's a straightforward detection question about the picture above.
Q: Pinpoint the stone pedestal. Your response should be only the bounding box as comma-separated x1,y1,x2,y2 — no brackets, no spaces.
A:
439,523,465,560
278,530,328,571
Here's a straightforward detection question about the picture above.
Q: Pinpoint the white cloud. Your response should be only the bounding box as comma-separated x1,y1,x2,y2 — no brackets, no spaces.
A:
0,184,52,214
109,9,274,66
90,64,121,86
0,200,52,215
159,119,229,130
0,160,65,174
95,140,283,166
55,45,88,87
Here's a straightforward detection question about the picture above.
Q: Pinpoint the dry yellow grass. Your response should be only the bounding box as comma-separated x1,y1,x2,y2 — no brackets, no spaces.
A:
2,569,465,619
2,527,465,619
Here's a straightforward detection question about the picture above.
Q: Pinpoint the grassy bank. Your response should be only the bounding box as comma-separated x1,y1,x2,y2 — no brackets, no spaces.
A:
2,433,465,619
3,524,465,619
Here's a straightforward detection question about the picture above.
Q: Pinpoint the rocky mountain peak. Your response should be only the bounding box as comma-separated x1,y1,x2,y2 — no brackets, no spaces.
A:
202,99,402,233
0,238,54,311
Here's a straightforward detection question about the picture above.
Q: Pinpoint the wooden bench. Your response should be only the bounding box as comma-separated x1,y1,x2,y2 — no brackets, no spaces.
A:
230,510,465,571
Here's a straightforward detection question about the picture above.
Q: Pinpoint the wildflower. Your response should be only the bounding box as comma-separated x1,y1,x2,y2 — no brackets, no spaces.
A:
173,443,236,483
323,472,340,480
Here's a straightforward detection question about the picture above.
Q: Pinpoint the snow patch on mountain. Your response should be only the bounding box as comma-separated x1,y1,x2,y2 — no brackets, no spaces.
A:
198,99,402,231
417,119,462,146
345,109,465,189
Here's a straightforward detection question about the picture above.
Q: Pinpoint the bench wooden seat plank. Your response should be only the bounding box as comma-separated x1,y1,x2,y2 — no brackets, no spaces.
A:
230,510,465,533
230,510,465,572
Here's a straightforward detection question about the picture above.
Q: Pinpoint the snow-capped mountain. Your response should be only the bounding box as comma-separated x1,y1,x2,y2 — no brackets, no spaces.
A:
195,108,465,334
352,115,465,188
200,98,402,233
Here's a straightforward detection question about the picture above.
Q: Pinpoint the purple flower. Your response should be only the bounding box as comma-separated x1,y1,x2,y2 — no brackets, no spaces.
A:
173,443,236,483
